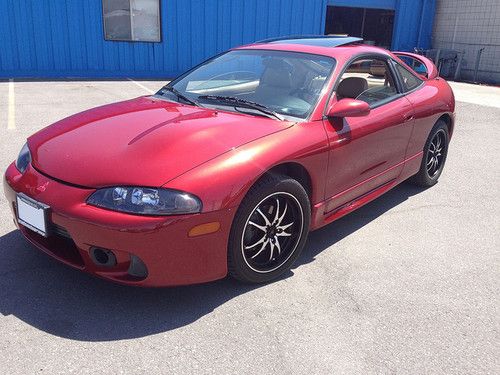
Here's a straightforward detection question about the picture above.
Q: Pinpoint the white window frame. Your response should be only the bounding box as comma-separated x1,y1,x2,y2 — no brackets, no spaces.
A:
102,0,161,43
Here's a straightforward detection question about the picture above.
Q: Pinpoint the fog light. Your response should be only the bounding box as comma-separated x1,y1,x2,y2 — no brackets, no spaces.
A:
90,247,117,267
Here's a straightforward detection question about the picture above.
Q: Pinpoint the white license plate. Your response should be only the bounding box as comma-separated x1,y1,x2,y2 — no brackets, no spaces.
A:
16,193,50,237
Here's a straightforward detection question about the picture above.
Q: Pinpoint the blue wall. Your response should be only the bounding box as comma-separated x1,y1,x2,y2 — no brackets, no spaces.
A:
0,0,435,79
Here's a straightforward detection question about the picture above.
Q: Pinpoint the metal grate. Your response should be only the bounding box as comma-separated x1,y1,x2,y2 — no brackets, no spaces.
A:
51,223,72,240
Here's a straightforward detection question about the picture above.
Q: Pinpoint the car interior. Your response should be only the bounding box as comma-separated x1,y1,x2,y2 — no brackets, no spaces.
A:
183,54,333,118
251,58,323,116
336,58,398,106
180,54,403,118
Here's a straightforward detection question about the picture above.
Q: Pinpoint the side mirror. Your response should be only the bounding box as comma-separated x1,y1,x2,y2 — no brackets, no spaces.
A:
326,98,370,118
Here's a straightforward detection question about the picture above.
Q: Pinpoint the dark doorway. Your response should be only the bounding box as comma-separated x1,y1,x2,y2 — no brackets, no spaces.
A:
324,6,395,49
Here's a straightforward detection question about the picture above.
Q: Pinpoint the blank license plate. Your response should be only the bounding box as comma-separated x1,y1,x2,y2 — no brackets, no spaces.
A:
16,193,49,237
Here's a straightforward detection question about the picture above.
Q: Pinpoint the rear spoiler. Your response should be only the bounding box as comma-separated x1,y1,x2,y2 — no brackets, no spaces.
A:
393,51,439,80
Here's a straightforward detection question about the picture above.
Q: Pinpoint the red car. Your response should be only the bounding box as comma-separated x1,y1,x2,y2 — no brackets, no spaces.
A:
3,36,455,286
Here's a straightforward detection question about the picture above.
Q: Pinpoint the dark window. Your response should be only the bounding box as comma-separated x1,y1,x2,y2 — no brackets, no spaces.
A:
396,55,429,76
394,63,423,91
337,57,399,107
103,0,161,42
325,6,395,49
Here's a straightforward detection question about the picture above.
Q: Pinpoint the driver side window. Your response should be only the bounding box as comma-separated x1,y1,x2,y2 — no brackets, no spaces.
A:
337,57,399,107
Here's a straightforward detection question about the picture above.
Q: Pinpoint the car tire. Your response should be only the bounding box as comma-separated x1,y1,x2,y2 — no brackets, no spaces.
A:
228,174,311,283
410,120,450,187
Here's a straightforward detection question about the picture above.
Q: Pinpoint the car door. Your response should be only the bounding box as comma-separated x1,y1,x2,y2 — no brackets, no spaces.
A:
322,55,414,213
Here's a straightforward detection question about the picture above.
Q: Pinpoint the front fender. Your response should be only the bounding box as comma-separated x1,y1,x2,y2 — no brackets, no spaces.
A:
163,121,330,213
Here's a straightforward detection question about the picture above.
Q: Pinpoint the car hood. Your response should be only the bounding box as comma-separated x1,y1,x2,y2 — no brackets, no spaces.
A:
28,96,293,188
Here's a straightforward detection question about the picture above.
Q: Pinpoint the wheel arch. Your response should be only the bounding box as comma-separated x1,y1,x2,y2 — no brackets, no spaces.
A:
256,162,313,202
438,113,454,137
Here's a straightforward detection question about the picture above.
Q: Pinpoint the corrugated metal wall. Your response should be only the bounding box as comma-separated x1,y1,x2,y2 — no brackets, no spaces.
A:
0,0,435,78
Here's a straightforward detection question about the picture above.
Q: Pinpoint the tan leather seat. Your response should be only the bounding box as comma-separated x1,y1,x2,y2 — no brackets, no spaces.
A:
336,77,368,100
255,64,292,100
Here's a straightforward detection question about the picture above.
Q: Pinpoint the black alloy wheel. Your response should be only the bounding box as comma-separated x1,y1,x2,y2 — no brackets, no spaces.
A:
410,120,450,187
228,174,310,283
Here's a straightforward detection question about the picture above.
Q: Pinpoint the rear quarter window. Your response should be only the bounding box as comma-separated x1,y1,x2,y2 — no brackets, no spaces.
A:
394,63,423,92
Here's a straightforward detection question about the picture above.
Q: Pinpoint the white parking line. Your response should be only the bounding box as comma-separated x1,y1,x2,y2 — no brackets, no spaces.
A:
7,79,15,130
127,78,155,94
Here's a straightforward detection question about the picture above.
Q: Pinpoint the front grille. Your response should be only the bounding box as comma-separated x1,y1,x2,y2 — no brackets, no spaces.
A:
12,194,85,268
21,223,85,268
51,223,72,239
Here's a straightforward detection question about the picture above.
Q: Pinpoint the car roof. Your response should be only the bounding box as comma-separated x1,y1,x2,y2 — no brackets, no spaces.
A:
257,35,363,47
235,36,392,60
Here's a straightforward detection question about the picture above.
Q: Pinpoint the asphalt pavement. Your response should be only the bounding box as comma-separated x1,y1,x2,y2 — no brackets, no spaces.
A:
0,79,498,374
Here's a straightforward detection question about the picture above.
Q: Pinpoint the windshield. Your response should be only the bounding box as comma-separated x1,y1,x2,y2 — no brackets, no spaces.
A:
159,50,336,120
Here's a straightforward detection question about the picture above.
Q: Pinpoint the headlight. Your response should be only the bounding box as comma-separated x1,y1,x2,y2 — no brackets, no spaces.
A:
87,187,202,215
15,143,31,174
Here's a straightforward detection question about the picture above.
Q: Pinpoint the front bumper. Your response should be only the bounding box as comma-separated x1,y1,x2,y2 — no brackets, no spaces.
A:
3,163,233,286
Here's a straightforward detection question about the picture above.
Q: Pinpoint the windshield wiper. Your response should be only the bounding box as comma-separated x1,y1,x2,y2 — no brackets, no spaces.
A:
197,95,284,121
158,86,201,107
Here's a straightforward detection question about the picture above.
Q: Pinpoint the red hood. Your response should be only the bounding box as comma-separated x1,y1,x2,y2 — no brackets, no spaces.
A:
29,97,293,188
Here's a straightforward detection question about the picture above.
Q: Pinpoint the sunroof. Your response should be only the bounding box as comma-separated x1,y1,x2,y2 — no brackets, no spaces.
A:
258,36,363,47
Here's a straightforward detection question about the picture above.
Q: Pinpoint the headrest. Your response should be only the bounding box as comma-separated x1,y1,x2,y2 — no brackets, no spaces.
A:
369,61,386,77
336,77,368,99
260,64,292,88
262,58,291,70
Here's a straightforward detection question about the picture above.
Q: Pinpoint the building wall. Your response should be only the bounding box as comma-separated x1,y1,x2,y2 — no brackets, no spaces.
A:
0,0,435,79
432,0,500,83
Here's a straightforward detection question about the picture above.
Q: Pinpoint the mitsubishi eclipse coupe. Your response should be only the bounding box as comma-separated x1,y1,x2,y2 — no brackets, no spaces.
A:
3,36,455,286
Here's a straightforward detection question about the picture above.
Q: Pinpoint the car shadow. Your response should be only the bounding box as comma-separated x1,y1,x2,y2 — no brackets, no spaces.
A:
0,182,425,341
297,182,428,267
